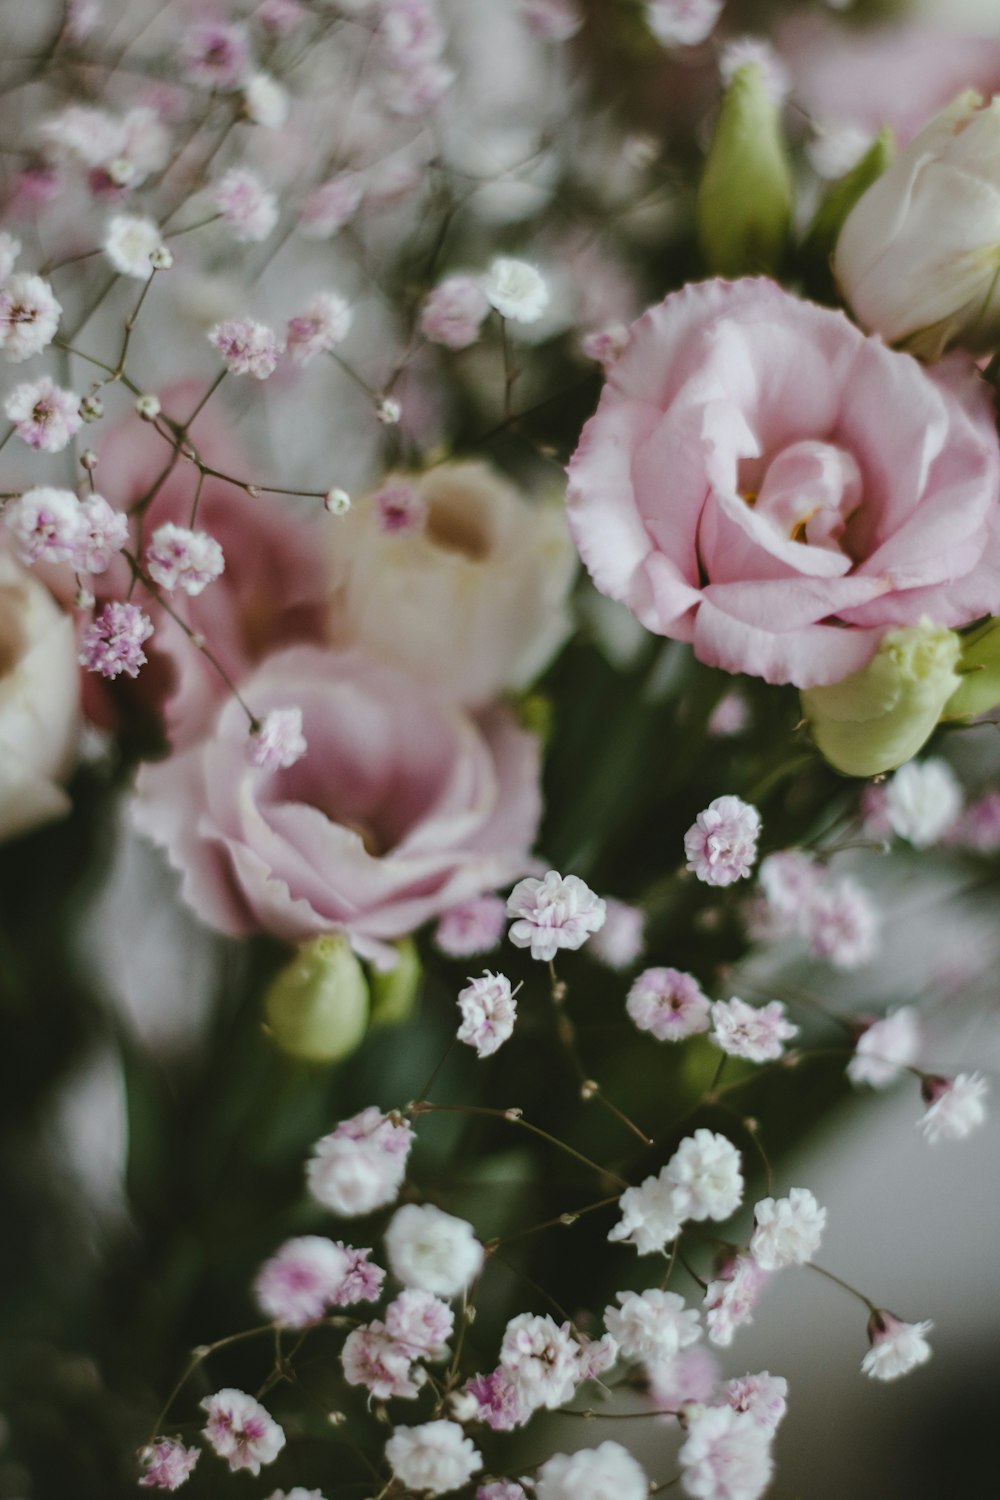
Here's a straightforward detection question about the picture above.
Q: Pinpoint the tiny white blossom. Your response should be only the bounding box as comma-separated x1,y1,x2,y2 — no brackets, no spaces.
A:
307,1107,414,1217
919,1073,989,1144
750,1188,826,1270
249,708,308,772
535,1441,648,1500
604,1288,701,1363
847,1008,921,1089
666,1129,744,1223
385,1203,483,1298
679,1403,774,1500
0,272,62,361
484,257,550,323
861,1313,933,1382
885,758,963,848
243,72,290,128
385,1421,482,1497
103,214,162,278
608,1170,683,1255
710,996,797,1064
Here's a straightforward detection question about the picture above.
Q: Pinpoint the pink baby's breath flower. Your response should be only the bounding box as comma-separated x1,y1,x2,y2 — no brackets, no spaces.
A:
685,796,761,886
200,1389,285,1475
847,1008,921,1089
385,1288,455,1355
79,601,154,679
604,1288,701,1363
646,0,723,49
580,323,630,369
535,1442,648,1500
590,898,645,969
710,997,797,1063
5,376,81,452
803,876,879,970
254,1236,350,1327
519,0,583,42
707,690,749,737
919,1072,989,1143
285,291,352,366
138,1436,200,1490
463,1368,529,1431
329,1243,385,1305
72,494,129,573
948,789,1000,852
626,967,710,1041
248,707,308,771
608,1170,683,1255
342,1321,422,1399
577,1332,618,1381
506,869,606,962
299,173,365,238
648,1346,720,1410
704,1256,768,1348
861,1312,933,1381
420,275,490,351
456,971,518,1057
499,1313,582,1412
208,318,280,378
4,486,81,564
724,1371,788,1433
750,1188,826,1270
434,895,506,957
212,168,279,243
755,851,823,938
147,522,225,596
183,21,251,90
0,272,62,361
307,1106,414,1217
678,1404,774,1500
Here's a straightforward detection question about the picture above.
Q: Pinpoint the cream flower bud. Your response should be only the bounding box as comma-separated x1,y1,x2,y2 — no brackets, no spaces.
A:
264,934,370,1062
801,621,962,778
835,90,1000,358
946,614,1000,720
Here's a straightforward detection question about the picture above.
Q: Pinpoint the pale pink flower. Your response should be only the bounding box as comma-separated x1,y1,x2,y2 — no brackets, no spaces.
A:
208,318,280,378
608,1170,683,1255
948,789,1000,852
678,1404,774,1500
484,258,550,324
307,1106,413,1217
565,279,1000,690
648,1346,720,1410
685,797,761,887
79,601,153,679
519,0,583,42
329,1243,385,1305
385,1288,455,1355
385,1203,483,1297
463,1368,530,1431
580,323,630,369
803,877,879,970
380,0,447,71
506,870,606,962
385,1421,482,1498
72,495,129,574
253,1235,349,1327
478,1483,527,1500
259,0,305,36
707,690,749,737
536,1442,648,1500
4,487,81,565
704,1256,769,1348
138,1436,200,1490
183,21,251,90
711,997,797,1064
147,523,225,596
499,1313,581,1411
299,173,364,238
248,706,307,771
627,967,711,1041
646,0,722,49
667,1130,744,1222
200,1389,285,1475
861,1312,933,1381
577,1332,618,1381
103,214,161,278
434,895,506,957
420,276,490,350
847,1008,921,1089
724,1371,788,1433
755,851,823,939
456,971,518,1057
5,376,81,452
859,782,891,840
885,758,963,848
212,168,278,243
285,291,352,366
341,1321,421,1400
604,1288,701,1363
0,273,62,361
750,1188,826,1270
919,1072,989,1143
719,38,792,105
590,898,645,969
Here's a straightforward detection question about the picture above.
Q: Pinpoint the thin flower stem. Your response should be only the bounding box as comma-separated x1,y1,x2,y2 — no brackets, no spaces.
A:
413,1036,458,1104
807,1260,877,1314
489,1193,620,1249
547,966,653,1148
147,1323,275,1440
183,369,227,430
408,1101,628,1188
562,1406,681,1421
704,1052,727,1100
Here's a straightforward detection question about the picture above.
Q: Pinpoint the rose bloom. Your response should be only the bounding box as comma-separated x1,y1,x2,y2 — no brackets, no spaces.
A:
0,547,80,842
134,645,541,964
566,278,1000,689
328,461,576,705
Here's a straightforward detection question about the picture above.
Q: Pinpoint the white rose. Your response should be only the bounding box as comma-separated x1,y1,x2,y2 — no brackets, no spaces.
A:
0,548,80,841
327,460,576,705
835,90,1000,358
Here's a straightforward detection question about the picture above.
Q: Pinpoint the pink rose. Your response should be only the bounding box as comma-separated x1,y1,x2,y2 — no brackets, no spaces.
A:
133,645,542,964
566,278,1000,689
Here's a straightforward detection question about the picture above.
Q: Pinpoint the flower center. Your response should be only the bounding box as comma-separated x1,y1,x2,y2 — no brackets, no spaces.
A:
746,440,862,554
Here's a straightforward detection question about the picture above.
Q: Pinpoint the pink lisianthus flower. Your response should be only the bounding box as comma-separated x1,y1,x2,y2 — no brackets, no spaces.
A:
566,278,1000,689
134,645,542,965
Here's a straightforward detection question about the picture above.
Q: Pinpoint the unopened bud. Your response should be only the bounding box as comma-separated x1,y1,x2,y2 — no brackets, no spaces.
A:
107,157,135,187
149,244,174,270
136,393,161,421
264,934,370,1063
375,396,402,426
324,487,351,515
80,393,104,422
80,448,98,471
369,937,422,1028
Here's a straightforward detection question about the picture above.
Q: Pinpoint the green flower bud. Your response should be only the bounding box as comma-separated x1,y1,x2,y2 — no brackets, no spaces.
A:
802,621,962,777
803,128,894,273
370,937,422,1028
945,615,1000,720
696,63,793,277
264,934,369,1063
